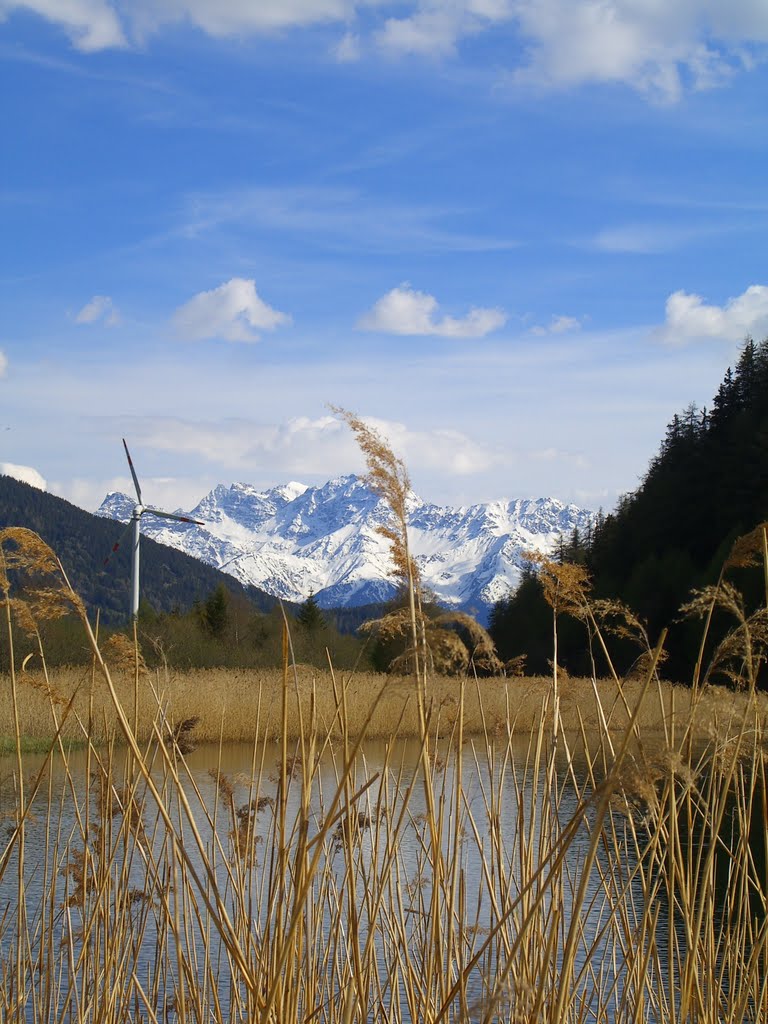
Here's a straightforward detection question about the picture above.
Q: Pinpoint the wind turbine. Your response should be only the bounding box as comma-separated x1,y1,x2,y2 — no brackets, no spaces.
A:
104,439,204,620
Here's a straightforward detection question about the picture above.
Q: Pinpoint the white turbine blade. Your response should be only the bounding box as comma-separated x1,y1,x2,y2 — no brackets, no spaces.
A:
122,438,143,504
143,507,204,526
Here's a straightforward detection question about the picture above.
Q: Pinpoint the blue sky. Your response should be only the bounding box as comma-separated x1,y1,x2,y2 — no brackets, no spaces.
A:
1,1,768,515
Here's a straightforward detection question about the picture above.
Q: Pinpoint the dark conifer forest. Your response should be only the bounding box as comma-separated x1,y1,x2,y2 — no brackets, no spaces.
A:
0,474,278,624
490,338,768,684
0,477,369,670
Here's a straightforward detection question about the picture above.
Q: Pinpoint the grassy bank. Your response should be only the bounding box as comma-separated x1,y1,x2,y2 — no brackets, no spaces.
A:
2,663,767,750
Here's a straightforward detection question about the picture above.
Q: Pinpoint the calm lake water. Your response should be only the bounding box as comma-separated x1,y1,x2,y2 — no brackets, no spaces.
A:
0,736,698,1022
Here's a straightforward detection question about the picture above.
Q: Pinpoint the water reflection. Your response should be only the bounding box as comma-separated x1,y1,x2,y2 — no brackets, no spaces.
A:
0,734,758,1023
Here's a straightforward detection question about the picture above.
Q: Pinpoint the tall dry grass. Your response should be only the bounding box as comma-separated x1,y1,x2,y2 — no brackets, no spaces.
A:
1,608,767,1022
2,446,768,1022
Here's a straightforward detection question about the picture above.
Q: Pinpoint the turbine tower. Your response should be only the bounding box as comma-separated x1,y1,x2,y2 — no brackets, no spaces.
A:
105,439,204,620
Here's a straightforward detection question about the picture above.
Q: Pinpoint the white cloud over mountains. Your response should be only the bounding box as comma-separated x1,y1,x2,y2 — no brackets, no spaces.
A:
173,278,291,343
0,462,47,490
661,284,768,344
358,284,506,338
128,411,500,484
4,1,768,100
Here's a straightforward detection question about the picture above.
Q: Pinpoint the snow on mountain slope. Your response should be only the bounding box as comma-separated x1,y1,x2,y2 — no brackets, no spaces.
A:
96,475,593,623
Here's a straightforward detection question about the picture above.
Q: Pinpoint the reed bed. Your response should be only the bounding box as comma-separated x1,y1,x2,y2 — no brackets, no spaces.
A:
2,664,767,748
2,489,768,1021
1,636,767,1023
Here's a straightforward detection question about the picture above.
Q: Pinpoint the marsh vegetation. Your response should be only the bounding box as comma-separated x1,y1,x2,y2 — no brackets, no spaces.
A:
2,408,768,1022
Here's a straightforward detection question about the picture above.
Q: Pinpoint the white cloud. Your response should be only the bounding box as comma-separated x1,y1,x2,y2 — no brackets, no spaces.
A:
120,412,501,488
531,446,588,469
3,0,768,105
173,278,291,343
59,473,211,515
530,314,581,336
75,294,120,326
0,0,126,50
507,0,768,101
358,284,506,338
375,0,518,58
376,9,465,58
0,462,47,490
0,349,7,377
333,30,361,62
128,415,351,474
365,417,501,475
660,284,768,343
0,0,350,47
130,0,352,38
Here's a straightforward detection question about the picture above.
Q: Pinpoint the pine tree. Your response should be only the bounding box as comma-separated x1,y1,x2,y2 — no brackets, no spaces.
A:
202,584,229,639
297,591,325,633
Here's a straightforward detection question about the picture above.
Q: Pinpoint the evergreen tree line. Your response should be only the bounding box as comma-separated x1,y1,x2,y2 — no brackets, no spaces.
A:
490,338,768,684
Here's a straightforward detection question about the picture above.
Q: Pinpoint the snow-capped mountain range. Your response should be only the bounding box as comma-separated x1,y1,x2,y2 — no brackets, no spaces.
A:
96,475,593,623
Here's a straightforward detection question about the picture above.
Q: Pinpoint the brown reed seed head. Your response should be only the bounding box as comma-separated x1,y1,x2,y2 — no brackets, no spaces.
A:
724,521,768,571
103,632,148,675
0,527,60,584
8,597,38,637
525,551,592,617
681,581,768,686
0,528,84,625
331,406,421,593
589,598,667,671
681,580,745,622
361,606,502,675
434,611,503,674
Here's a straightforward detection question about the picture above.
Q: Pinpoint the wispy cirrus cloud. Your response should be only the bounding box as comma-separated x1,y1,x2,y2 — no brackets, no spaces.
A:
358,284,507,338
0,349,7,377
179,185,517,255
591,220,729,254
659,284,768,344
173,278,291,343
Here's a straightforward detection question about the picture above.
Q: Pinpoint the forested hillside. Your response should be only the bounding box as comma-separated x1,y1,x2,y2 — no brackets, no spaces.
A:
491,338,768,683
0,474,279,624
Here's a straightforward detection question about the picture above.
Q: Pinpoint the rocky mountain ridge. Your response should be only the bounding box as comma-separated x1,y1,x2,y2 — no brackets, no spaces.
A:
97,474,593,623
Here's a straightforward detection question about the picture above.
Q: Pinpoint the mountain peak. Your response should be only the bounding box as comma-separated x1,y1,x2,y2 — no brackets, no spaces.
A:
96,475,594,624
